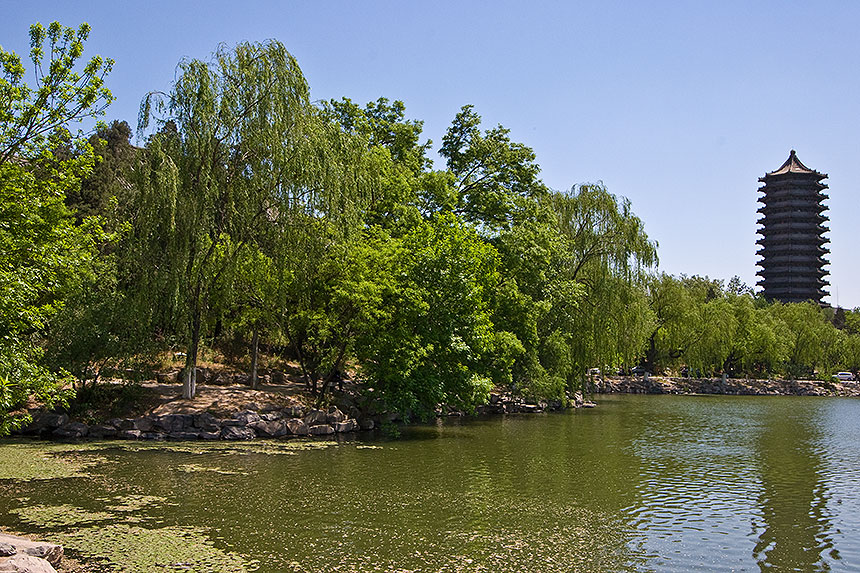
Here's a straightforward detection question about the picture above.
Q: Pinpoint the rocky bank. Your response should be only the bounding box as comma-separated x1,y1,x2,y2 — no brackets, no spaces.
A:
593,375,860,397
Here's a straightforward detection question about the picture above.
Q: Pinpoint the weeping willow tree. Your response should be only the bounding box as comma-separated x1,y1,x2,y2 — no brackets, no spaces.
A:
549,184,657,385
135,40,371,398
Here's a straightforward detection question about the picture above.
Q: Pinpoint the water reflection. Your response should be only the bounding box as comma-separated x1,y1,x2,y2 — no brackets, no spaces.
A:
753,400,836,570
3,397,860,572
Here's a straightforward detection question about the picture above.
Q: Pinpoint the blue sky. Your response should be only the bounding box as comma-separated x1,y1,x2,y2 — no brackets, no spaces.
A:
3,1,858,307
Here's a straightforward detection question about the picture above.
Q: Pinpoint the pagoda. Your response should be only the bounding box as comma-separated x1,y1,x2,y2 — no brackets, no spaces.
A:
756,150,829,304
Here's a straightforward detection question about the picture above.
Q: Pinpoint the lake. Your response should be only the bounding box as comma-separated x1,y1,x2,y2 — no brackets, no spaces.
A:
2,394,859,572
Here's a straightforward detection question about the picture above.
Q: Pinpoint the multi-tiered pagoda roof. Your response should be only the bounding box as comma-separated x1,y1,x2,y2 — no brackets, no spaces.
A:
756,150,829,304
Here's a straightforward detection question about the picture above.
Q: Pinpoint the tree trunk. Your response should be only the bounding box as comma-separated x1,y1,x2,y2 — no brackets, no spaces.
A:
250,327,259,390
184,309,202,399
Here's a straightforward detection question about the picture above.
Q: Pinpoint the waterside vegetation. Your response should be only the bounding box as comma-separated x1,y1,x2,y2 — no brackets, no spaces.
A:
2,22,860,435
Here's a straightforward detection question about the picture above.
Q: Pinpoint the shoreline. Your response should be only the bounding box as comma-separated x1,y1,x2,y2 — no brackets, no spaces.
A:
592,375,860,397
9,375,858,445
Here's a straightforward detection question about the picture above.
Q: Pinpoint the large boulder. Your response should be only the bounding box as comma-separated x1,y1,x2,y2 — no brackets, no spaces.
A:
209,372,232,386
285,418,309,436
87,424,117,439
326,407,346,424
193,412,220,431
0,554,57,573
51,422,88,439
304,409,328,426
232,411,261,425
0,535,62,567
250,420,289,438
308,424,335,436
133,417,154,432
24,413,68,436
220,426,255,440
153,414,191,433
335,420,357,433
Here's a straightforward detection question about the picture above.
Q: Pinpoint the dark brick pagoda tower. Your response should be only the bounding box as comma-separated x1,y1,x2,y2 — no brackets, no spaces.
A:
756,150,829,304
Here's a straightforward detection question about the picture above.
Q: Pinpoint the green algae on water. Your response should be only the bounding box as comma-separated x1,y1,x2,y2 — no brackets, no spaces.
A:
11,503,113,528
55,524,255,573
0,441,109,481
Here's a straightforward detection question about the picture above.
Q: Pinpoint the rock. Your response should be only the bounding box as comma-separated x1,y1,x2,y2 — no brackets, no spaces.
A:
284,405,304,418
193,412,220,431
221,426,255,440
51,422,88,439
308,424,335,436
232,411,261,425
326,406,346,424
195,367,213,384
153,414,190,433
210,373,232,386
0,534,62,567
199,431,221,440
118,429,142,440
87,424,117,439
232,373,250,386
250,420,289,438
286,418,309,436
0,554,57,573
25,413,68,435
133,417,154,432
260,412,282,422
304,409,328,426
155,370,180,384
335,419,356,433
0,544,14,557
111,418,136,431
358,418,375,431
140,432,165,441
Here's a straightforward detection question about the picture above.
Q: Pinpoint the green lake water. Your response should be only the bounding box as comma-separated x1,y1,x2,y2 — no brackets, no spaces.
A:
2,394,860,572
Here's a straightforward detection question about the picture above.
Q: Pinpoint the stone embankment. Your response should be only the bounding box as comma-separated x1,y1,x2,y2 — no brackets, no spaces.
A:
0,533,62,573
593,376,860,397
20,389,594,442
21,405,369,442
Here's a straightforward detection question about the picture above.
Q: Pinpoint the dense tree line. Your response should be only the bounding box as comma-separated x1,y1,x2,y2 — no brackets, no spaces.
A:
1,23,858,433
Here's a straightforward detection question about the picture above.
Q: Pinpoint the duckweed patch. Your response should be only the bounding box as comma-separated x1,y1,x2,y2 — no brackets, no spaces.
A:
55,524,255,573
177,463,249,475
11,503,113,528
0,441,108,481
102,494,173,513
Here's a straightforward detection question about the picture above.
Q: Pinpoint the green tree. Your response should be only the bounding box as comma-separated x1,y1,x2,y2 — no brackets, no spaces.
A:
356,214,513,417
137,40,371,398
0,21,112,433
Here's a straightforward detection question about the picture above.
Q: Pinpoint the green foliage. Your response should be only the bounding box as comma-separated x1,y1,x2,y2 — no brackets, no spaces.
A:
136,39,373,398
0,21,113,433
356,214,509,417
438,105,546,230
0,21,113,166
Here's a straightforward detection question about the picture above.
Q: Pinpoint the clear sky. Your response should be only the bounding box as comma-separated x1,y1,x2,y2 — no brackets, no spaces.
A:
3,1,858,308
